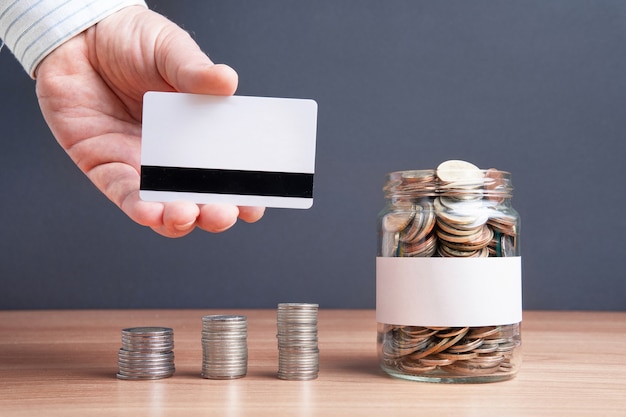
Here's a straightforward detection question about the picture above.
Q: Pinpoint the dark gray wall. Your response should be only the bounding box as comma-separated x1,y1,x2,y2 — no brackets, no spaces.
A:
1,0,625,310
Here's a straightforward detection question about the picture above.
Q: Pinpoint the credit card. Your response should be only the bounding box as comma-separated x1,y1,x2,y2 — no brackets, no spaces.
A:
140,92,317,209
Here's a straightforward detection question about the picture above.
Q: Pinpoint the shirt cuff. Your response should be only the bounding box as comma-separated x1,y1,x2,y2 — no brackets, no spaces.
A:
0,0,148,78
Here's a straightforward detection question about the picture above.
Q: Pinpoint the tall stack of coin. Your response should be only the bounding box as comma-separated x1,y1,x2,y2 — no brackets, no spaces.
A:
201,315,248,379
117,327,175,380
276,303,319,381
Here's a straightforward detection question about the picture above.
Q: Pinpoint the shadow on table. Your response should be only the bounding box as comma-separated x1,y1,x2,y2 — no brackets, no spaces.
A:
321,352,385,378
0,343,118,379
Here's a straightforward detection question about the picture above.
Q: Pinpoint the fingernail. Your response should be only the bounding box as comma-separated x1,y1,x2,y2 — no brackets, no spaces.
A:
174,221,195,231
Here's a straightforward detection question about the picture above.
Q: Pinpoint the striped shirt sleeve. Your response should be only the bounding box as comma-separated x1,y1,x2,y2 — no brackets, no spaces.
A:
0,0,148,78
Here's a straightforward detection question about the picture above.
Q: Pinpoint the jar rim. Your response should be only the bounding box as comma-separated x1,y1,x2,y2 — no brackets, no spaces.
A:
385,168,512,177
383,168,513,198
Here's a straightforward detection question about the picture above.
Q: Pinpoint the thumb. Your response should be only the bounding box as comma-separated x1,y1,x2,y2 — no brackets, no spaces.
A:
155,24,238,95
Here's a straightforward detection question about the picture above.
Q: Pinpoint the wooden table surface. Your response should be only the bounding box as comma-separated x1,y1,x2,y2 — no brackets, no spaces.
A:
1,309,625,416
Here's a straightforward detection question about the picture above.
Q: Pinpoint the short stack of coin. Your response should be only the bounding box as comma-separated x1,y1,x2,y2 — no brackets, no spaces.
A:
201,315,248,379
276,303,319,381
117,327,175,380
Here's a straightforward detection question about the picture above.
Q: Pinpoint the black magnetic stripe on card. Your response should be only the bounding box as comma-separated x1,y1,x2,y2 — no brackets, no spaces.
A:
140,166,314,198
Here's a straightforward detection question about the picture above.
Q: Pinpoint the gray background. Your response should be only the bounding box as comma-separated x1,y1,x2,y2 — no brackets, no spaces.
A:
1,0,625,310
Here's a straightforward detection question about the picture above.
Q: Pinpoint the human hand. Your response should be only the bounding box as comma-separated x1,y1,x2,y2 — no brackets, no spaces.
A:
35,6,265,237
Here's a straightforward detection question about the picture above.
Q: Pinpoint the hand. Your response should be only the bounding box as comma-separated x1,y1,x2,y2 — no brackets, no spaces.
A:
35,6,265,237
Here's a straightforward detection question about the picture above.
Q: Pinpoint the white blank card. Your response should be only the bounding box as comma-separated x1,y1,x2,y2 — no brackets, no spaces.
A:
140,92,318,209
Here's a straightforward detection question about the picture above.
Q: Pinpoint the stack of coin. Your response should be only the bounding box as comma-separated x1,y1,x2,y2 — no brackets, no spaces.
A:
276,303,319,381
382,169,437,195
398,201,437,257
201,315,248,379
434,160,492,258
487,211,518,257
117,327,175,380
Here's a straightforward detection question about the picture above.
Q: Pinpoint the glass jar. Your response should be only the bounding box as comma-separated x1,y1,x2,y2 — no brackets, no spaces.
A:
376,160,522,383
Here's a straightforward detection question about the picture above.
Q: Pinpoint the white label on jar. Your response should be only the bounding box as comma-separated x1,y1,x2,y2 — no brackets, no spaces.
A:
376,257,522,327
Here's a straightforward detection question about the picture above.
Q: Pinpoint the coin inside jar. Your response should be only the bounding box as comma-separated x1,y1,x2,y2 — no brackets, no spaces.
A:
383,210,414,233
436,160,484,189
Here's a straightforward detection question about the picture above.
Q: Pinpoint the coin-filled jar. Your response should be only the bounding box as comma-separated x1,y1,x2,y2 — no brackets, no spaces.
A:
376,160,522,383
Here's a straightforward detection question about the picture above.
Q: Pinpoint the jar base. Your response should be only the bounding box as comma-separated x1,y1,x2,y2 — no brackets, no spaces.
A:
380,364,518,383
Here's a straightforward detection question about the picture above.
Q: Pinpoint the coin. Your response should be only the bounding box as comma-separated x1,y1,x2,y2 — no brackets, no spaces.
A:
467,326,500,339
407,337,452,360
435,327,469,338
436,225,485,244
441,225,494,251
418,354,456,366
484,168,509,203
400,233,437,257
400,203,436,244
445,338,484,353
436,218,483,237
434,198,489,230
436,160,484,187
384,170,437,195
399,205,424,242
383,210,414,233
398,359,437,373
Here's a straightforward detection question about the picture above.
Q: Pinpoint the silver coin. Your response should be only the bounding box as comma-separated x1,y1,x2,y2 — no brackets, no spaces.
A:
436,160,484,187
118,349,174,357
278,302,319,309
278,372,318,377
117,372,174,380
122,327,173,336
201,373,247,380
117,364,175,372
117,356,174,363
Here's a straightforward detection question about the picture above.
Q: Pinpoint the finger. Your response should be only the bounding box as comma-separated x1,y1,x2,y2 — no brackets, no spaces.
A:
116,190,191,237
196,204,239,233
177,63,238,96
154,25,238,95
91,165,197,238
88,162,159,225
120,190,167,226
162,201,200,232
237,206,266,223
150,223,195,238
134,201,199,238
121,194,198,238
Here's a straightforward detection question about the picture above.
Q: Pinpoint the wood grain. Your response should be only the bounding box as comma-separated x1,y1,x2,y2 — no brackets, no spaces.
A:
1,310,625,416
